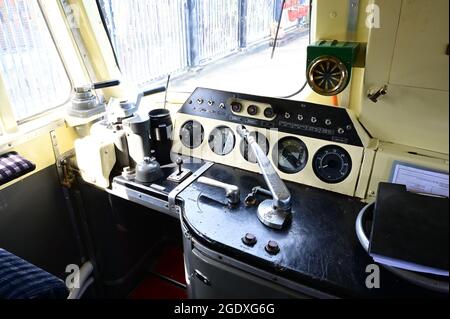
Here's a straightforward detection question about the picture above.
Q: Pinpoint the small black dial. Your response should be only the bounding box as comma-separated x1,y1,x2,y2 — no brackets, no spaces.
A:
247,105,258,116
240,131,269,163
313,145,352,183
231,102,242,113
263,107,275,118
273,137,308,174
180,120,204,149
208,126,236,156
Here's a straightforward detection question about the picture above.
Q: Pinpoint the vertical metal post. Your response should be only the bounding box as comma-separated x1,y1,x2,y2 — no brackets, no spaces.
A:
239,0,248,48
347,0,360,41
185,0,199,67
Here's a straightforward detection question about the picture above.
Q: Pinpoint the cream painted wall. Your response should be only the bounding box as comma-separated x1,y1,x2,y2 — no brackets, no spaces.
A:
360,0,449,154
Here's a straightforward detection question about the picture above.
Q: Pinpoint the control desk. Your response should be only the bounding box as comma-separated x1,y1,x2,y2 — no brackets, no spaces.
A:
107,88,443,298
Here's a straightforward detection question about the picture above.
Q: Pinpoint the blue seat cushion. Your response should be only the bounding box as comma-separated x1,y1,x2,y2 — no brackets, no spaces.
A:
0,152,36,186
0,249,68,299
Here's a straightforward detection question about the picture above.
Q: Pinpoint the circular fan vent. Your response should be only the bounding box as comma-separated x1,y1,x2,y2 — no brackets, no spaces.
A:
306,56,349,96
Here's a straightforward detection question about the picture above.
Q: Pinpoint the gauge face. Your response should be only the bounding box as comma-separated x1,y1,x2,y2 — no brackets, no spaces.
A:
180,120,204,149
313,145,352,183
273,137,308,174
240,132,269,163
208,126,236,156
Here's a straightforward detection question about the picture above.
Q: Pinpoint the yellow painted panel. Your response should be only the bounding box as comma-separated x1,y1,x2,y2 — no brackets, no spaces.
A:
360,84,449,154
389,0,449,90
55,125,78,154
360,0,449,154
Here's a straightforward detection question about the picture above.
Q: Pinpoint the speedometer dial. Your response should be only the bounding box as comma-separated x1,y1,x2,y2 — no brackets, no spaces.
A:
313,145,352,183
208,126,236,155
273,137,308,174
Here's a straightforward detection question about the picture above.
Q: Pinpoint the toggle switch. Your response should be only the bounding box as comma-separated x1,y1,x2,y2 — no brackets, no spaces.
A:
167,157,192,183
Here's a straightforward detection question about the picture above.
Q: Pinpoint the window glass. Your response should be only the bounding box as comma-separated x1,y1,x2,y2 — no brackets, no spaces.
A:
0,0,71,121
99,0,310,97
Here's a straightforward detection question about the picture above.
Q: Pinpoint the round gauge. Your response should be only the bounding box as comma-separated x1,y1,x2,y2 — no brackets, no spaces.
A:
313,145,352,183
208,126,236,156
240,131,269,163
273,137,308,174
180,120,204,149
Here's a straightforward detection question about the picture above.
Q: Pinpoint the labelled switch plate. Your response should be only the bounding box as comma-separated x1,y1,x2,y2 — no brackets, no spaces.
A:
167,169,192,183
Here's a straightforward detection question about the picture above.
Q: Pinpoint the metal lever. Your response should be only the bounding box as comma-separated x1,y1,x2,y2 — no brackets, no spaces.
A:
237,125,292,229
197,176,240,206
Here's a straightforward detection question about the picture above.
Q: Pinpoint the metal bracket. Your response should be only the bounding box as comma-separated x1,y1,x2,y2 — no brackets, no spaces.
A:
347,0,360,41
168,161,214,216
50,130,64,184
167,168,192,183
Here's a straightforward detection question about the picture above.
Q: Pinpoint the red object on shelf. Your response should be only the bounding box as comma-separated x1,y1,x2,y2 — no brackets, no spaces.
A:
283,0,299,9
298,5,309,17
288,8,299,21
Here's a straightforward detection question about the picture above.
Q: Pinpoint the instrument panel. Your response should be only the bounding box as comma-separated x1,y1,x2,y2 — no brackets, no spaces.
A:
172,88,370,197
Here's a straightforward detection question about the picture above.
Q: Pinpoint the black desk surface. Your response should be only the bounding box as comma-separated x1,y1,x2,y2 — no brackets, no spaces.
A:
179,163,445,298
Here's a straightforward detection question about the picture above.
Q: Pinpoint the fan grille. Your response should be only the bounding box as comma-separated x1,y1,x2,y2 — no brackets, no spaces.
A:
307,56,349,96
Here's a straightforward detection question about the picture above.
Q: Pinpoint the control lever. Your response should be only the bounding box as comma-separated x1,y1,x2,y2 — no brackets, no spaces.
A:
167,157,192,183
197,177,240,206
68,80,120,118
108,86,166,123
237,125,292,229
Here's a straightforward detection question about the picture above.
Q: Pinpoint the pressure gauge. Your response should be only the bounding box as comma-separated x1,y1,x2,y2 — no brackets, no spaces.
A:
208,126,236,156
180,120,204,149
273,137,308,174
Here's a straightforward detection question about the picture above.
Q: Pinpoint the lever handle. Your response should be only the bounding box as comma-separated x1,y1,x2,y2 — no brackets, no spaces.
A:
197,176,240,206
143,86,166,96
92,80,120,90
237,125,291,211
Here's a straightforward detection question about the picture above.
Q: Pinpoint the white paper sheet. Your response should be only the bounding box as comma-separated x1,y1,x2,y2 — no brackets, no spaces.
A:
391,163,449,197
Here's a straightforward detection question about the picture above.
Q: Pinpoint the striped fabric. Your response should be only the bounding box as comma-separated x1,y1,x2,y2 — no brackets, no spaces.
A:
0,152,36,186
0,249,68,299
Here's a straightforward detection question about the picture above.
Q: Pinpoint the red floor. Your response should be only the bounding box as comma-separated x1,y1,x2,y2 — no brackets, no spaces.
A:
129,245,187,299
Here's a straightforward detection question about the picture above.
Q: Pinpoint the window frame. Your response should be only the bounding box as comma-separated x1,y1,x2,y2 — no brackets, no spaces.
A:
0,0,75,126
0,0,96,137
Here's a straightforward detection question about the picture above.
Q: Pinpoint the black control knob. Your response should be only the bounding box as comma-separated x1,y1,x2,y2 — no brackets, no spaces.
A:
264,107,275,118
242,233,257,246
176,157,184,175
247,105,258,116
265,240,280,255
231,102,243,112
